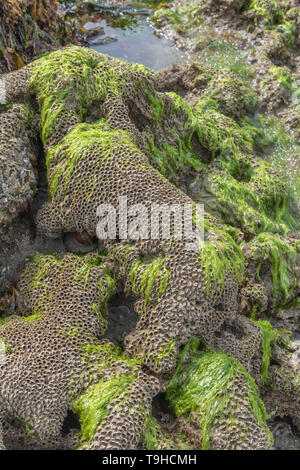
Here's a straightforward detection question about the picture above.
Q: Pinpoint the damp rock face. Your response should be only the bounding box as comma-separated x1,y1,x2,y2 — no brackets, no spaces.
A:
0,253,160,450
0,104,37,236
151,0,300,136
166,339,274,450
0,45,299,450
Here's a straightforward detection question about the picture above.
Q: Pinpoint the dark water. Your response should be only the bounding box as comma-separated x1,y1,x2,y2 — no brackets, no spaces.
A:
85,15,187,70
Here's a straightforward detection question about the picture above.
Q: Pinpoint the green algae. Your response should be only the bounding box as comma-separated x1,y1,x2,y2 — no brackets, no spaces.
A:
142,412,193,450
0,315,14,327
154,339,177,369
46,120,145,203
130,254,170,309
17,253,116,327
145,85,296,238
269,66,294,92
203,158,297,237
47,121,130,197
198,72,257,118
194,101,254,177
156,91,253,179
59,325,80,339
244,114,300,200
82,341,142,369
22,311,44,323
151,6,184,28
73,341,143,447
252,320,279,384
146,91,213,179
16,415,38,438
166,338,273,450
28,46,152,144
249,0,283,26
248,1,299,48
98,269,117,315
149,138,207,179
142,413,163,450
249,232,299,308
73,374,136,446
200,219,244,293
197,40,251,81
0,338,11,356
28,48,298,247
146,90,165,121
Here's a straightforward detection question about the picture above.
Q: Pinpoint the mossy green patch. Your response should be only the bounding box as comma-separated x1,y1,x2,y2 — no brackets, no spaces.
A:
154,339,177,369
249,232,299,308
19,253,116,325
16,415,38,438
200,218,244,293
142,412,193,450
28,46,152,144
166,338,273,449
73,374,136,446
252,320,279,384
203,160,296,237
73,341,142,447
146,90,165,121
248,1,298,48
130,254,170,309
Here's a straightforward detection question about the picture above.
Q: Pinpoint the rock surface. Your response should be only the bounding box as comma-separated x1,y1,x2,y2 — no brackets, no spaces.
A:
0,2,299,450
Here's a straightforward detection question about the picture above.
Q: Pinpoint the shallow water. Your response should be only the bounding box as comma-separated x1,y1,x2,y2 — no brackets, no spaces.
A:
86,15,187,70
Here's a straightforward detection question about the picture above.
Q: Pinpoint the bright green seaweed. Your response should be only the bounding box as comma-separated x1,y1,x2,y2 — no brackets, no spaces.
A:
166,338,273,449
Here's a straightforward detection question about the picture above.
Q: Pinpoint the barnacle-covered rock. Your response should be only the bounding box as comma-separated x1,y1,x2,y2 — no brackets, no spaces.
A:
243,233,300,315
0,45,299,450
141,414,195,450
262,340,300,419
0,103,37,236
0,253,160,449
166,339,273,450
110,230,243,375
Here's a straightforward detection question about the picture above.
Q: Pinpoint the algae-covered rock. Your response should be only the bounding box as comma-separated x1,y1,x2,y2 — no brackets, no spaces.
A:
151,0,300,134
243,233,300,314
262,340,300,420
0,45,299,450
0,103,37,236
166,339,273,450
0,252,160,450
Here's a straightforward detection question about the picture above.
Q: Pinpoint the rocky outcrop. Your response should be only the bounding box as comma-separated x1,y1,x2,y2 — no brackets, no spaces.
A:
0,45,299,450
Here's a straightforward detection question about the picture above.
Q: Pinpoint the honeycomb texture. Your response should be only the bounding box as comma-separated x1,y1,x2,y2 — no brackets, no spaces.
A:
2,415,79,450
0,46,299,449
3,46,296,377
110,237,245,375
0,253,160,450
262,342,300,420
166,339,273,450
0,103,37,234
242,233,300,315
